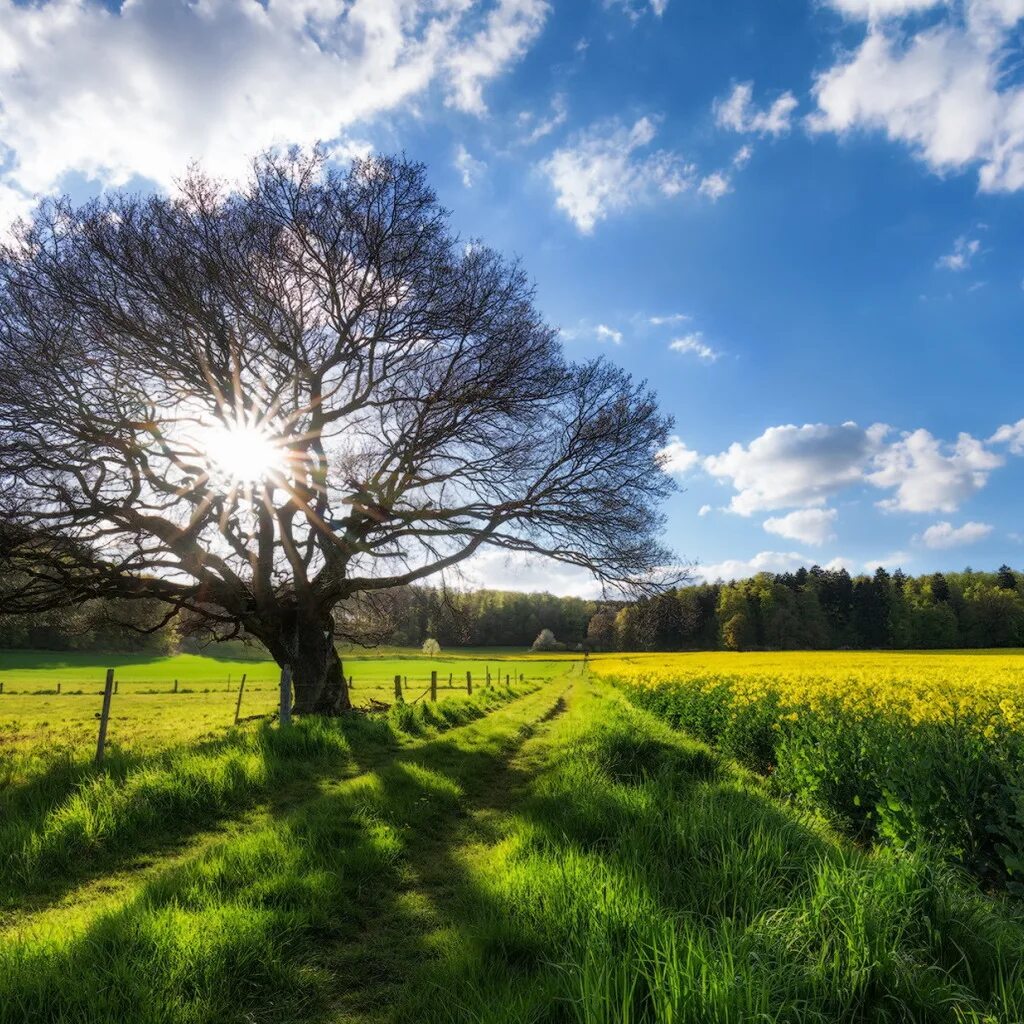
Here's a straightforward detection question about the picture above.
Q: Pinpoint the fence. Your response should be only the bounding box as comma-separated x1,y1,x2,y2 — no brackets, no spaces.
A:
2,664,535,764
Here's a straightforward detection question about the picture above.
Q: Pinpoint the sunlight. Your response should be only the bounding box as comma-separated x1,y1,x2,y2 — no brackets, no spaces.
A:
199,416,286,489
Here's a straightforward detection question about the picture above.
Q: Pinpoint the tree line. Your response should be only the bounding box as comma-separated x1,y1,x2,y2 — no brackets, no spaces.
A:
2,565,1022,654
600,564,1024,652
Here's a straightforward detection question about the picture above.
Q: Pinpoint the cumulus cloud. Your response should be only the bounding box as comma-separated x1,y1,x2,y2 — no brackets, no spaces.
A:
715,82,799,136
826,0,944,18
649,313,690,325
443,0,551,116
809,1,1024,193
706,420,1006,517
696,550,813,582
658,436,701,475
733,145,754,168
763,508,838,546
704,422,884,515
698,171,732,200
669,333,721,361
595,324,624,344
991,418,1024,454
867,429,1003,512
454,144,486,188
540,116,695,232
698,504,713,516
936,235,982,271
0,0,549,223
460,548,602,597
919,520,994,548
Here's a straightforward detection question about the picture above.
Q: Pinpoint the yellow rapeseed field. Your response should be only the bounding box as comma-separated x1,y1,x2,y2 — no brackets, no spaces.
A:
590,649,1024,728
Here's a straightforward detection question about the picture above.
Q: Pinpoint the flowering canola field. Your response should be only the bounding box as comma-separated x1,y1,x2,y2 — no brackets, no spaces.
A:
591,649,1024,888
590,649,1024,729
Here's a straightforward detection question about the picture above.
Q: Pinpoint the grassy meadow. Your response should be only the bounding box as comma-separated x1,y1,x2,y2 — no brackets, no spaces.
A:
1,648,1024,1022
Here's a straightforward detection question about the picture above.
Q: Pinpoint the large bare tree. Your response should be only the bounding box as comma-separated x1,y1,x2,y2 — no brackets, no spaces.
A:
0,151,676,713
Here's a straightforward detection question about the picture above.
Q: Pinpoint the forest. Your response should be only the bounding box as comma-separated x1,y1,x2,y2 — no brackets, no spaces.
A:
3,564,1021,654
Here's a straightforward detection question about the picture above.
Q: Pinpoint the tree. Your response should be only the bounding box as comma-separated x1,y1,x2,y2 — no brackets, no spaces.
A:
531,628,564,652
997,564,1018,591
421,637,441,656
586,609,617,652
0,151,676,713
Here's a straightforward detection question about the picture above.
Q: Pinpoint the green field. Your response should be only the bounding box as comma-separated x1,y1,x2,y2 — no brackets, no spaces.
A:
2,650,1023,1022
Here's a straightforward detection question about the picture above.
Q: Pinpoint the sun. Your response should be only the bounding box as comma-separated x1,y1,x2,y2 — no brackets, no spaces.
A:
199,415,287,490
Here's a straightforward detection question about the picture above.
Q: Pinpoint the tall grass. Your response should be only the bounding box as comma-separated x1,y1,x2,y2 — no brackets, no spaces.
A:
0,685,533,909
393,688,1024,1023
622,677,1024,889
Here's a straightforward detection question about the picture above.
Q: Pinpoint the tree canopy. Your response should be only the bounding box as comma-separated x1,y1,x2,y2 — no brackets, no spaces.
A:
0,151,675,711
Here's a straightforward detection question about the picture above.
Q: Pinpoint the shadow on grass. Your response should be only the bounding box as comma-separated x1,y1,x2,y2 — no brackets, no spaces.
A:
0,691,529,917
2,683,1021,1024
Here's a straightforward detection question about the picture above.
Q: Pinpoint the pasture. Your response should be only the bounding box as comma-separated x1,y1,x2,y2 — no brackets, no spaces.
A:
1,648,1024,1023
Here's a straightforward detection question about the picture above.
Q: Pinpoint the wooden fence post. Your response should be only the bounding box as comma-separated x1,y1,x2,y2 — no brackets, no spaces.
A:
0,681,4,694
448,672,453,686
95,668,115,766
431,670,437,702
233,673,247,725
56,682,61,694
506,673,510,689
279,665,292,726
173,678,178,693
466,671,472,695
113,678,119,695
394,674,403,702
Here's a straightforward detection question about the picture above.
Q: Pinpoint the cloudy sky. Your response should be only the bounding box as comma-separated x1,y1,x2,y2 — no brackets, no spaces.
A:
2,0,1022,593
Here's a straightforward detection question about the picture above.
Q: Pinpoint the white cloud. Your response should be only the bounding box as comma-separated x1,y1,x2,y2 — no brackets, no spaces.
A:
649,312,690,325
698,171,732,200
825,0,945,18
595,324,624,344
540,116,695,232
698,504,713,516
454,144,486,188
863,551,913,572
936,235,982,270
705,422,884,515
732,144,754,168
669,332,721,361
991,418,1024,454
444,0,551,116
867,428,1003,512
707,420,1007,517
715,82,799,136
763,508,838,546
658,436,700,475
0,0,549,224
696,550,812,582
460,548,603,598
517,92,569,145
605,0,670,18
919,520,994,548
809,2,1024,193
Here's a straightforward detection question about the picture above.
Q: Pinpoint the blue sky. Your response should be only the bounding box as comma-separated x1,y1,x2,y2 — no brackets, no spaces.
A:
1,0,1022,592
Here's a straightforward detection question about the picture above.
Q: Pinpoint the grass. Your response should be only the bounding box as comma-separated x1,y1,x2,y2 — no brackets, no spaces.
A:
1,655,1023,1022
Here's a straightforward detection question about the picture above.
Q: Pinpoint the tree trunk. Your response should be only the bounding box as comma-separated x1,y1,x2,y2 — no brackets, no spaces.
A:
285,611,352,715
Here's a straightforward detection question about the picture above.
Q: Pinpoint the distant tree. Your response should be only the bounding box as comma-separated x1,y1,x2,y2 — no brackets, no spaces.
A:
586,610,617,652
722,611,755,651
997,565,1018,591
930,573,951,604
531,628,564,652
0,151,677,713
421,637,441,656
